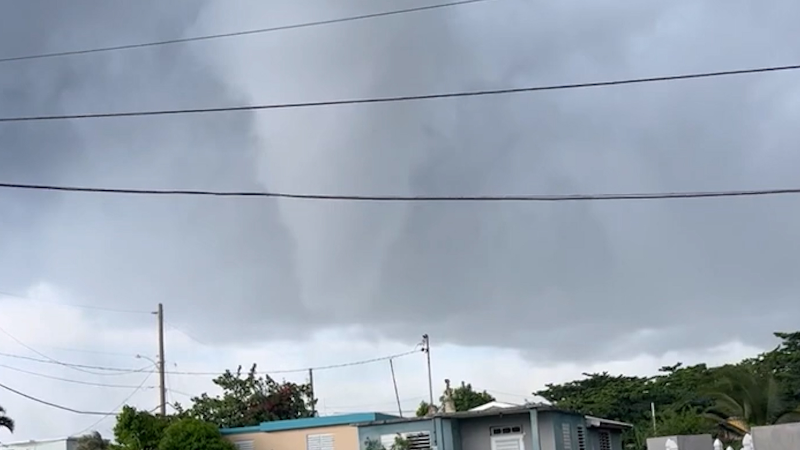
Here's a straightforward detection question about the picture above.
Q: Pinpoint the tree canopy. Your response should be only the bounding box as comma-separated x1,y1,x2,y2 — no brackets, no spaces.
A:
158,418,235,450
535,332,800,449
184,364,315,428
415,381,496,417
75,431,110,450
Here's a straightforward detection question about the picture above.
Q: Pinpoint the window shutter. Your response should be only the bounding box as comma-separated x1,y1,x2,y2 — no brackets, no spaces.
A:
562,423,572,450
233,441,254,450
306,433,334,450
576,426,586,450
491,436,523,450
599,431,611,450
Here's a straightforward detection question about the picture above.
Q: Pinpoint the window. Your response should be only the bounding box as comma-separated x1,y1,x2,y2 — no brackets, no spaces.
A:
489,425,523,435
380,431,431,450
576,426,586,450
562,423,572,450
233,441,254,450
599,431,611,450
306,433,334,450
491,435,525,450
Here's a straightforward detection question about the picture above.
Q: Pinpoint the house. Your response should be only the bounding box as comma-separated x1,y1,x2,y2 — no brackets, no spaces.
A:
356,403,631,450
221,412,398,450
2,437,77,450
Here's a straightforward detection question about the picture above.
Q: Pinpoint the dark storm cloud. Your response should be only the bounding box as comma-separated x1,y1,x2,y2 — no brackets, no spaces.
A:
0,0,304,333
2,0,800,361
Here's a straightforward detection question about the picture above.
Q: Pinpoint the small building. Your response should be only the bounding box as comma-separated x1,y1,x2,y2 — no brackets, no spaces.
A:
221,412,398,450
2,437,77,450
357,404,631,450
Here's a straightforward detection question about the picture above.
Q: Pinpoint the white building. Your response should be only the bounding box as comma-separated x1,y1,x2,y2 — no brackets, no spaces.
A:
2,437,77,450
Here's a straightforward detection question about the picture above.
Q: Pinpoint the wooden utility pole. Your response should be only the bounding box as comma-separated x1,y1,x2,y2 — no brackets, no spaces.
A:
308,368,316,417
157,303,166,416
389,358,403,417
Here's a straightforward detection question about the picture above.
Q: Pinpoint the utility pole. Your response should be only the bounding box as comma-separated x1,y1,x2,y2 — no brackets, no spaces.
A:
422,334,434,411
308,368,316,417
389,358,403,417
157,303,166,416
422,334,437,448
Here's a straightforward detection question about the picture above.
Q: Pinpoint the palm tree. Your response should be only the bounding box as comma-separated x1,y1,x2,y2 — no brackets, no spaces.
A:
0,405,14,433
705,366,800,436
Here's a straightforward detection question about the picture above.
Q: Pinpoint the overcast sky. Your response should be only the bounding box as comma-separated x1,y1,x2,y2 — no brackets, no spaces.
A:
1,0,799,442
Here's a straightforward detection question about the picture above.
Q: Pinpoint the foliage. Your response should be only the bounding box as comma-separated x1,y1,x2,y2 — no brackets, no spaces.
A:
185,364,316,428
535,331,800,450
158,418,236,450
113,406,173,450
448,381,495,412
705,365,800,434
0,405,13,433
76,431,110,450
414,381,495,417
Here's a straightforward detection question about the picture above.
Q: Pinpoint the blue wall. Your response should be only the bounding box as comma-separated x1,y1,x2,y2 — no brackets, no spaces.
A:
357,417,457,450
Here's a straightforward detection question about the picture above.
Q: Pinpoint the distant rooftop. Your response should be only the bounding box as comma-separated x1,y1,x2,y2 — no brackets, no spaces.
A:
220,412,399,435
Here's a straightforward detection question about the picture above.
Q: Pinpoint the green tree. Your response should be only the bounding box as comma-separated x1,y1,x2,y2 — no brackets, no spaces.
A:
705,365,800,435
0,405,13,433
187,364,315,428
113,406,173,450
415,401,432,417
76,431,110,450
414,381,494,417
158,418,235,450
448,381,495,412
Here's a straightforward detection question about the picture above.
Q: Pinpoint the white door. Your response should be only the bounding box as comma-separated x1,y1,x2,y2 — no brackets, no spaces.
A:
491,435,525,450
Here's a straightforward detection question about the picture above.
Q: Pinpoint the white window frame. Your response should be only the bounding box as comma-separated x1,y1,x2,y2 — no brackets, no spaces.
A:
490,434,526,450
306,432,334,450
233,440,254,450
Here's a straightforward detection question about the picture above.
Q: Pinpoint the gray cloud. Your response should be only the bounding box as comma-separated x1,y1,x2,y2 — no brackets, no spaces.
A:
2,0,800,362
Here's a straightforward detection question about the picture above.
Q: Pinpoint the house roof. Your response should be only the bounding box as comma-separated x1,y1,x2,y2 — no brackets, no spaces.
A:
2,437,77,447
468,400,521,411
355,404,634,429
585,415,634,429
220,412,399,435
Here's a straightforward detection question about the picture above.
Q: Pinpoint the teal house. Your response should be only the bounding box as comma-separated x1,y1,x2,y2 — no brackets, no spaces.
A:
356,403,630,450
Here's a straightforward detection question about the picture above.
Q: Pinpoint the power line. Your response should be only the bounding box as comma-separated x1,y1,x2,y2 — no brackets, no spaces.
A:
0,351,152,375
0,63,798,123
0,325,143,377
0,0,490,64
0,363,159,389
168,348,424,376
0,347,423,376
72,373,153,435
0,289,152,315
1,181,800,202
0,380,136,416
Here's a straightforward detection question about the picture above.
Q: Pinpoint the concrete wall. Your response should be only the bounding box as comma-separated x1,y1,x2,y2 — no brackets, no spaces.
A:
225,425,359,450
646,435,712,450
538,412,557,450
752,422,800,450
357,417,456,450
460,412,533,450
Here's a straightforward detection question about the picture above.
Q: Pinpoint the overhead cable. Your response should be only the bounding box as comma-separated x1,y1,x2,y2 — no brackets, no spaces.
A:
0,63,798,123
0,381,132,416
72,373,153,433
0,0,491,64
0,289,152,315
0,363,159,389
0,347,423,376
1,182,800,202
0,351,153,374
